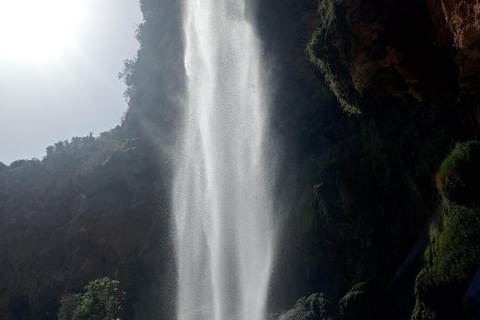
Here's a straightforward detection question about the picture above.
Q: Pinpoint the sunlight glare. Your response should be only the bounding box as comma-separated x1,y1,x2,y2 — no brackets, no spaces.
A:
0,0,85,60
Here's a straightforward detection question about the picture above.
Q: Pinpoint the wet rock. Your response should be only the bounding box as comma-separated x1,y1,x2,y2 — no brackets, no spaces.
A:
339,282,386,320
0,144,171,319
308,0,461,113
278,293,335,320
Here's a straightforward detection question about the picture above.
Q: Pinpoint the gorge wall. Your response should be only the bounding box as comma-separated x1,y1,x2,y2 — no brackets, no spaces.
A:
0,133,174,319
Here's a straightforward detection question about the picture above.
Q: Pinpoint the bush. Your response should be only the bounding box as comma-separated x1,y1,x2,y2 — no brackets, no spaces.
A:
436,140,480,199
58,278,125,320
57,294,77,320
418,202,480,290
413,201,480,319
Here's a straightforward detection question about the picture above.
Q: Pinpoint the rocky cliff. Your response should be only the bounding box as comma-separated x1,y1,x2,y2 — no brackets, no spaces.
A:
0,134,175,319
285,0,480,319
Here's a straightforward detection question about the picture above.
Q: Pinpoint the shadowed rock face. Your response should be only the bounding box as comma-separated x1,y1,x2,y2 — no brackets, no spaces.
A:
424,0,480,126
0,0,184,318
278,293,335,320
300,0,480,319
308,0,480,114
0,144,174,319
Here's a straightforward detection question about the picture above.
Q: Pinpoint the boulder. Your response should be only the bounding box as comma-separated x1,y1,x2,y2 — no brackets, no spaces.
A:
278,293,335,320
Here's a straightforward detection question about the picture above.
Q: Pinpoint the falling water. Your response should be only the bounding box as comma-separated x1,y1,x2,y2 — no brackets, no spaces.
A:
172,0,276,319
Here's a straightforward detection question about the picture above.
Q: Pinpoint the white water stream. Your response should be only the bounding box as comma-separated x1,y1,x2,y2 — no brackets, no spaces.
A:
173,0,276,319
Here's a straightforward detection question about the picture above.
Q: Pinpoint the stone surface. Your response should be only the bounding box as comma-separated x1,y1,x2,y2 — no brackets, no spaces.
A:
308,0,480,113
0,143,173,319
278,293,335,320
339,282,385,320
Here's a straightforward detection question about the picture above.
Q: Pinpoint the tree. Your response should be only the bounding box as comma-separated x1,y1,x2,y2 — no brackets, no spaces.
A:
57,294,76,320
0,161,7,173
58,278,125,320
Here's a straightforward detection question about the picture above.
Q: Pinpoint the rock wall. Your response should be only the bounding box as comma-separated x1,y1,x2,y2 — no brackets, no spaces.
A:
0,140,174,319
290,0,480,319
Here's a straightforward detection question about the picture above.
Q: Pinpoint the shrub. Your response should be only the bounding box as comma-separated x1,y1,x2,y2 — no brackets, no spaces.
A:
413,201,480,319
58,278,125,320
436,140,480,197
57,294,77,320
418,202,480,290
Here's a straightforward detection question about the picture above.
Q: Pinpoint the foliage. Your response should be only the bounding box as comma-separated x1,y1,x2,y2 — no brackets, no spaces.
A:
318,0,337,30
302,99,450,300
9,159,28,169
412,201,480,319
118,0,183,140
59,278,125,320
118,59,137,102
58,294,77,320
414,142,480,316
418,202,480,290
76,130,127,177
44,127,124,161
307,33,360,114
435,140,480,196
42,133,98,171
306,0,361,114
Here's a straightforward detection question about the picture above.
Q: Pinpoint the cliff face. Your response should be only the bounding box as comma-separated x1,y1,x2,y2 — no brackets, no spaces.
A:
432,0,480,97
308,0,480,115
0,139,174,319
299,0,480,319
0,0,181,318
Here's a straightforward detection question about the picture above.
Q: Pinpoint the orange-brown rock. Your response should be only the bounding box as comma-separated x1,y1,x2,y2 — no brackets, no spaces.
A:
309,0,469,112
424,0,480,128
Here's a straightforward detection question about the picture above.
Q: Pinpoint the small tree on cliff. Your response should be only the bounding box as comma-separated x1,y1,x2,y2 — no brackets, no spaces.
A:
57,294,76,320
58,277,125,320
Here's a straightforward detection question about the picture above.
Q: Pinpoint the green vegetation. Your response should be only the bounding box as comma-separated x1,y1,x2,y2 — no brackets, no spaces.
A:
435,140,480,197
58,278,125,320
0,1,174,316
76,130,128,177
57,294,77,320
412,201,480,319
0,161,7,173
419,202,480,290
318,0,336,30
306,0,336,65
306,0,361,114
300,99,449,299
0,127,128,185
307,32,360,114
413,143,480,318
118,0,183,140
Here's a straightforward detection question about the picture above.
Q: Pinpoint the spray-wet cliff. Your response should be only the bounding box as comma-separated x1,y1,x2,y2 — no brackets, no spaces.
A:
281,0,480,319
0,134,175,319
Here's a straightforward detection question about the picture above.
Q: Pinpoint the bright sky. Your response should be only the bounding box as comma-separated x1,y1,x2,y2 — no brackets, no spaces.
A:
0,0,143,165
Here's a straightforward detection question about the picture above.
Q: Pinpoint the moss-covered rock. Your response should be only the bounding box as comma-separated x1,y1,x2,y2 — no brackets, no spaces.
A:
278,293,335,320
339,282,386,320
414,142,480,318
435,141,480,205
301,97,449,301
308,0,460,114
413,201,480,319
0,133,174,319
306,0,362,114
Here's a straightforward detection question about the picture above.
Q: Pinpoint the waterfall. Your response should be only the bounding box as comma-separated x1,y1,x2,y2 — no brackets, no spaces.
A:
172,0,276,319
